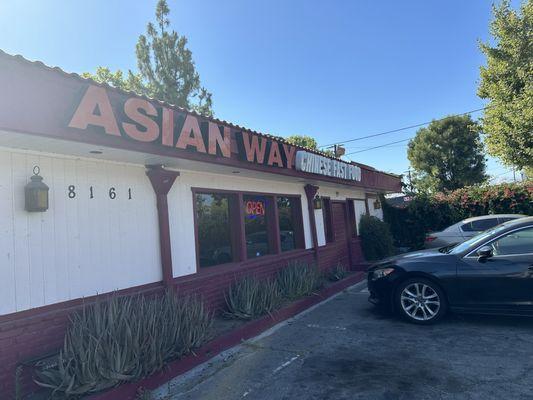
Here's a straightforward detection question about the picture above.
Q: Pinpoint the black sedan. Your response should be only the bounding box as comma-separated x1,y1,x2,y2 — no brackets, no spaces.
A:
368,216,533,324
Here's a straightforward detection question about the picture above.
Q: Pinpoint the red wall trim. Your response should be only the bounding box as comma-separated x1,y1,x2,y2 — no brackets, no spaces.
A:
145,165,180,285
234,193,247,262
321,196,334,243
346,197,358,237
364,193,371,215
268,196,282,254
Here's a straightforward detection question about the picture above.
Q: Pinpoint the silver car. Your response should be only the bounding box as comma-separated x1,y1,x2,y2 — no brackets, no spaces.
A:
424,214,526,249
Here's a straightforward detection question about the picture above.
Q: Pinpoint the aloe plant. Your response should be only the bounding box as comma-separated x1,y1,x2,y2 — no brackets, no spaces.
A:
328,263,348,282
225,276,282,320
35,290,212,398
276,261,323,300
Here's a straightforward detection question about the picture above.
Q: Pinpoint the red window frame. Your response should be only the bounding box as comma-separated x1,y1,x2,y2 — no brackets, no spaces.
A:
192,188,306,269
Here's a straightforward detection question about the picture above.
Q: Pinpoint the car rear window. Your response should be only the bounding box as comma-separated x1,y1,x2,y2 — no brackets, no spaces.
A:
461,218,498,232
498,217,518,223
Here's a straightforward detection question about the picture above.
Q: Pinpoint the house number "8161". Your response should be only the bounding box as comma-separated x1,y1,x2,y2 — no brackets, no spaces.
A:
67,185,133,200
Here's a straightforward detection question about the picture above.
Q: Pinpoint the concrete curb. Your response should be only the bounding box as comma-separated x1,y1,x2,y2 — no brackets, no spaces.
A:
87,272,366,400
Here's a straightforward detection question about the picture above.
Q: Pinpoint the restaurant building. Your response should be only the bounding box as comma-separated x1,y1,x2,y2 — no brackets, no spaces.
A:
0,50,400,395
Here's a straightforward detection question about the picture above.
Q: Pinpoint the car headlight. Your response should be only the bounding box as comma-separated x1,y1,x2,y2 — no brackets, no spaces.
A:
371,267,395,280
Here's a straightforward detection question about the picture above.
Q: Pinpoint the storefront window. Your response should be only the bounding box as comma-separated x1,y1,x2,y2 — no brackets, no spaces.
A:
194,190,305,267
277,196,298,252
243,195,270,258
195,193,233,267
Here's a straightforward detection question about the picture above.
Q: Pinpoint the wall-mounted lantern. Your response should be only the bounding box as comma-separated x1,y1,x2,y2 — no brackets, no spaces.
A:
25,166,49,212
313,195,322,209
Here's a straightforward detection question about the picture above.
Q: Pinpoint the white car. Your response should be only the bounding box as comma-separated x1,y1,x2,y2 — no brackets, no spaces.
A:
424,214,526,249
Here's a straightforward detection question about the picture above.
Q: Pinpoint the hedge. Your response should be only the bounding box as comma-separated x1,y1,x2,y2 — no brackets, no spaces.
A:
382,182,533,250
359,214,395,261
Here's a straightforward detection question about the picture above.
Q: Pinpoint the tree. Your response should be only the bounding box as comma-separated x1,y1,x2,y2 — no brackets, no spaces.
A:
83,0,213,116
285,134,319,149
80,67,146,95
478,0,532,171
407,115,487,192
285,134,335,156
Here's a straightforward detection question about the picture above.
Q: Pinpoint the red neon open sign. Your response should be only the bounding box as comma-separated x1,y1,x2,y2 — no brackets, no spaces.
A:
245,200,265,216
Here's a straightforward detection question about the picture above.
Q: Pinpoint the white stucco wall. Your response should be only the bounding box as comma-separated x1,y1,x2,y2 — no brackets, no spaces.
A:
316,186,366,202
353,199,367,234
368,197,384,220
0,148,162,315
314,209,326,246
0,145,379,315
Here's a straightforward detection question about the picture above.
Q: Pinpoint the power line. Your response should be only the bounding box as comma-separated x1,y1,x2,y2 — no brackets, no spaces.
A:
345,128,531,156
495,171,513,177
345,143,409,151
490,169,515,179
319,107,488,148
345,138,412,155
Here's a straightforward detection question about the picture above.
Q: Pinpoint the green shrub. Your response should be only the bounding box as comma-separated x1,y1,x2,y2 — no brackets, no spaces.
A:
224,276,282,320
276,261,322,300
382,182,533,250
359,214,395,261
327,263,348,282
35,290,212,397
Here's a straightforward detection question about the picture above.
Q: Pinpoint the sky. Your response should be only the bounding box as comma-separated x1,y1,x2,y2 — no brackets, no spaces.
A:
0,0,525,182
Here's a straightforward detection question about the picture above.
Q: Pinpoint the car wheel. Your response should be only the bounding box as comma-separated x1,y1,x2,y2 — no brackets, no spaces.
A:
395,278,447,324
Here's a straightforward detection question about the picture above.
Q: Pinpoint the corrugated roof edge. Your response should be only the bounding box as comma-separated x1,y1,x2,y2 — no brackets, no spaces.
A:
0,49,401,179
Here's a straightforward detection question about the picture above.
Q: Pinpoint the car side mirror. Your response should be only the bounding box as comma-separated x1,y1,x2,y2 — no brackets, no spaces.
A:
477,246,493,260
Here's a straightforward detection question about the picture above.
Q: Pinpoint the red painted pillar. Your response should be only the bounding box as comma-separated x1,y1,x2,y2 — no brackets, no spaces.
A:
146,165,180,286
304,184,320,264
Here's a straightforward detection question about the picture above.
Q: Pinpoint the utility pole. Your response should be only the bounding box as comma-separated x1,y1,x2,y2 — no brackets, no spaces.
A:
333,144,346,158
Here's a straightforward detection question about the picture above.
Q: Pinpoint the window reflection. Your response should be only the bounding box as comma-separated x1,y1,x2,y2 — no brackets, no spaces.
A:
243,195,269,258
195,193,233,267
491,227,533,255
277,196,297,252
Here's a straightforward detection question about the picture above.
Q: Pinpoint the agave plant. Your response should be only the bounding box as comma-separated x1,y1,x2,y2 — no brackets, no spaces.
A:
328,263,348,282
276,261,323,300
35,290,212,398
224,276,282,320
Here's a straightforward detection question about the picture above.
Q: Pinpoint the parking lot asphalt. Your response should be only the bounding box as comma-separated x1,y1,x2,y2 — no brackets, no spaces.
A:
159,282,533,400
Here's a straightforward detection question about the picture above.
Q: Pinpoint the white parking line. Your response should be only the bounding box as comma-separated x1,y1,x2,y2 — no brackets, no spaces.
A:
306,324,347,331
272,355,300,374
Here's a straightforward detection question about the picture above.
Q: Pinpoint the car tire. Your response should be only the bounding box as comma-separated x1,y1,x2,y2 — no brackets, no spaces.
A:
394,278,447,325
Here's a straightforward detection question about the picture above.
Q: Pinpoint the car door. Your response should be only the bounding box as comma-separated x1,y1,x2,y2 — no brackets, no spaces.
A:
456,226,533,313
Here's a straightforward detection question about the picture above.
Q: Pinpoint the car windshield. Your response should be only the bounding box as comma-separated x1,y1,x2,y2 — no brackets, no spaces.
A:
447,223,511,254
